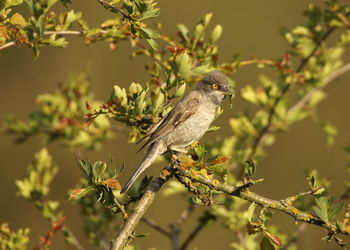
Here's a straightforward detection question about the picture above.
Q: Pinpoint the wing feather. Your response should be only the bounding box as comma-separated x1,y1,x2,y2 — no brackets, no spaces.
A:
137,96,200,152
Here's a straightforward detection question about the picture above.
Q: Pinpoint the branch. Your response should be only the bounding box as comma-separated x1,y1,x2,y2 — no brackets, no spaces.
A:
249,26,337,157
288,62,350,114
141,217,171,238
0,41,16,51
173,205,195,228
0,30,85,51
178,169,350,237
281,223,307,250
61,227,84,250
168,205,195,250
110,164,177,250
235,18,349,179
179,219,206,250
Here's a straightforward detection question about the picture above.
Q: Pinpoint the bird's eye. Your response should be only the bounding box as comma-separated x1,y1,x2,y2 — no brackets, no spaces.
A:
212,83,218,89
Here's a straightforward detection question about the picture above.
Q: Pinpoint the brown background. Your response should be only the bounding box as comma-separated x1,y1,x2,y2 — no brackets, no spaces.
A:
1,0,349,249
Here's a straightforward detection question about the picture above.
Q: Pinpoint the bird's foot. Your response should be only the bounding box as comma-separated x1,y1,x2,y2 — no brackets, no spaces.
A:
168,145,188,154
189,141,199,149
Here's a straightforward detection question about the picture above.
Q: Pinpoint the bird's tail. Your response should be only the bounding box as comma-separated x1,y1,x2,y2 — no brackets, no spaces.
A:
120,143,162,194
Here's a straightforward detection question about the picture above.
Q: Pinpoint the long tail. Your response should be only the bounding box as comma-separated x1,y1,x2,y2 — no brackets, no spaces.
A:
120,143,162,194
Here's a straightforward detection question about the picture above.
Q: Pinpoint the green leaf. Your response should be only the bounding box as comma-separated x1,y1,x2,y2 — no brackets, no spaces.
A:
329,201,344,220
139,6,159,20
210,24,222,43
321,122,337,145
113,85,127,105
203,13,213,26
175,52,192,78
92,161,107,180
129,82,143,94
313,206,328,223
62,10,82,30
241,85,258,104
79,158,92,177
60,0,71,7
139,27,160,39
145,38,158,50
188,196,200,205
247,203,257,222
47,0,58,9
42,34,68,48
197,184,207,195
308,90,326,107
152,89,164,113
194,144,206,160
315,196,328,212
175,83,186,97
10,13,26,26
177,23,190,44
4,0,23,8
244,159,256,178
313,187,325,195
260,236,276,250
139,27,159,50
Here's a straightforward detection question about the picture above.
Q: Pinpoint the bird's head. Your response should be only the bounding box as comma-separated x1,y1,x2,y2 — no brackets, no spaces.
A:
197,70,233,105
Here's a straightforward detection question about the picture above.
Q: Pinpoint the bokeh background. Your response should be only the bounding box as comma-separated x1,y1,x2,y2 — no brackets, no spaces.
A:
1,0,350,249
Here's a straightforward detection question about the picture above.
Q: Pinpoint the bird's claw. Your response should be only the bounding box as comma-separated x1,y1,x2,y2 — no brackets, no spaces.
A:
171,153,181,165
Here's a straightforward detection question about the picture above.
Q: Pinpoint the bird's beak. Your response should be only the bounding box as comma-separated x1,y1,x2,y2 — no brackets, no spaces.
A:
222,86,234,97
224,88,235,109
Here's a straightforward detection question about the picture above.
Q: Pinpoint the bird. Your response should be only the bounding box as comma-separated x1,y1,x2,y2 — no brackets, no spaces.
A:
120,70,232,194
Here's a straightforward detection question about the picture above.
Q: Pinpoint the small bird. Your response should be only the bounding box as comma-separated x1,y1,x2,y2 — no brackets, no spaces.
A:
120,70,232,193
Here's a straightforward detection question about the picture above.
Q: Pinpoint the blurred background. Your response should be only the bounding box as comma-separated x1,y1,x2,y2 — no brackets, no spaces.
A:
1,0,350,249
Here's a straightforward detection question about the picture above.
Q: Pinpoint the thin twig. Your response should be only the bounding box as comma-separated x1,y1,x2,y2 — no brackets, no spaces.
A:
288,62,350,114
110,164,177,250
141,217,172,238
179,220,206,250
0,30,85,51
113,198,129,220
168,205,195,250
281,223,307,250
174,205,195,228
281,186,323,205
169,224,180,250
62,227,85,250
44,30,84,36
0,41,16,51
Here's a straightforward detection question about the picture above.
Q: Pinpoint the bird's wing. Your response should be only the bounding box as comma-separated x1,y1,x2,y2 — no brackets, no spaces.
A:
137,95,200,152
136,115,165,147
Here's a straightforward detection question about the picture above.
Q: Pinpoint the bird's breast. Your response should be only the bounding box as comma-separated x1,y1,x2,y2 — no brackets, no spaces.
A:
166,103,216,147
